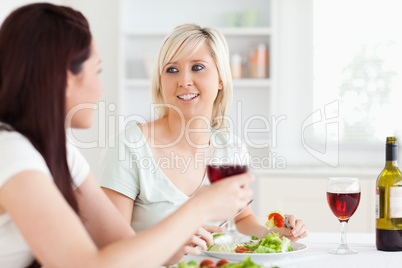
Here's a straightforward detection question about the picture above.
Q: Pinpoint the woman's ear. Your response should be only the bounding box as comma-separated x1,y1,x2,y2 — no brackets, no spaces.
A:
218,81,223,90
65,71,75,98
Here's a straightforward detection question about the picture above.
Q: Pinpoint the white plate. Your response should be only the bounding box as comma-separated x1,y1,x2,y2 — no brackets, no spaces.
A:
201,242,307,262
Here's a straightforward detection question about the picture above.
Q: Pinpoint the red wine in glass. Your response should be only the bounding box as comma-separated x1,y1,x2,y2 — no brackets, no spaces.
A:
206,164,248,183
326,177,360,254
204,144,251,244
327,192,361,222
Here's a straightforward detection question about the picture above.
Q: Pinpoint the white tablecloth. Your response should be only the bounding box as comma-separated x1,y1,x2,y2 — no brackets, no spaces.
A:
175,232,402,268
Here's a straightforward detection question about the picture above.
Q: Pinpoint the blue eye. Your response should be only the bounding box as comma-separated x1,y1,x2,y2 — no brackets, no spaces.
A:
166,67,178,73
192,65,204,71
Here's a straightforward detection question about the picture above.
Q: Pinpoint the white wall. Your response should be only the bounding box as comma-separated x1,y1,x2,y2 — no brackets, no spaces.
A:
63,0,120,178
271,0,316,167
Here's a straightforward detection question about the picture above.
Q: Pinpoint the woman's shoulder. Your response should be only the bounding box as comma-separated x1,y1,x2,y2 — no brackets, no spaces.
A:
116,119,167,143
0,130,37,151
109,121,159,151
110,122,146,147
118,122,143,138
0,130,50,186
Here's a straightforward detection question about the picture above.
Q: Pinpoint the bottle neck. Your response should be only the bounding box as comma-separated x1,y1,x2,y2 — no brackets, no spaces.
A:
385,144,398,167
385,161,399,168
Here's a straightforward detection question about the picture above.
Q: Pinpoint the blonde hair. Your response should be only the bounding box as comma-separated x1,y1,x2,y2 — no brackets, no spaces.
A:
151,23,233,129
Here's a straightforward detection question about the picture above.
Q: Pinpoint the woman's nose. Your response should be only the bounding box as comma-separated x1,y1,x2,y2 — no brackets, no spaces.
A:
178,72,193,88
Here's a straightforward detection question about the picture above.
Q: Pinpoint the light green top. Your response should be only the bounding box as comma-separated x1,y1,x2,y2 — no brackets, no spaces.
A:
98,123,245,232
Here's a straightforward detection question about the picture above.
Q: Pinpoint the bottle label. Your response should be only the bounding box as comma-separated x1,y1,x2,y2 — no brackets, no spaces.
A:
376,187,380,219
390,186,402,218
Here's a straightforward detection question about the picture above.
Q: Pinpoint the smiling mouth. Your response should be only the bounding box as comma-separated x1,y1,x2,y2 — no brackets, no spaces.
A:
177,93,199,101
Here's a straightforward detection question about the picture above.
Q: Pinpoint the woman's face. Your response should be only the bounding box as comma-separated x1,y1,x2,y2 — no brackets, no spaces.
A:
65,41,103,128
160,43,223,120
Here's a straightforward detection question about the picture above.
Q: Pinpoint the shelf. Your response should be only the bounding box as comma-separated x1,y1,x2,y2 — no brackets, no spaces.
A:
220,27,271,36
233,78,271,87
123,27,271,37
124,78,270,88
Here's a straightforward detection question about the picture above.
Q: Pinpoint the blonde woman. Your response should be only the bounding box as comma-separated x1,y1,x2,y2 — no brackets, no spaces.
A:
99,23,307,262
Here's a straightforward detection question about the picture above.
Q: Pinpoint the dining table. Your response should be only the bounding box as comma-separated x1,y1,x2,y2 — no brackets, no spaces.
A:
166,232,402,268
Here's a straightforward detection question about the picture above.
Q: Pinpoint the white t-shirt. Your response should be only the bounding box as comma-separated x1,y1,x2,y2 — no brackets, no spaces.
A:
0,130,90,268
98,123,246,233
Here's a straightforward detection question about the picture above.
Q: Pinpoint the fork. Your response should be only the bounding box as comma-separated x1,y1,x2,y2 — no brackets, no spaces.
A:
284,216,293,230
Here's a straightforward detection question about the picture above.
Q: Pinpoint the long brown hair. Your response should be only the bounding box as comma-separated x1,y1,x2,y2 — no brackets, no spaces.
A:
0,4,91,265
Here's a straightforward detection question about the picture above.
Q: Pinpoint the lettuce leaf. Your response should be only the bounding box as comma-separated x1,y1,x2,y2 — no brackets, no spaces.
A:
280,236,293,253
208,243,238,253
208,232,293,254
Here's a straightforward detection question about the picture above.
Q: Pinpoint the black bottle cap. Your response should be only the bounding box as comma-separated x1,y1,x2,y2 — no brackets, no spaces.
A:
386,137,398,161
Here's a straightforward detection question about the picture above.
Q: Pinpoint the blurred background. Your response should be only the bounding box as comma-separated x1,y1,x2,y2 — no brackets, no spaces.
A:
2,0,401,233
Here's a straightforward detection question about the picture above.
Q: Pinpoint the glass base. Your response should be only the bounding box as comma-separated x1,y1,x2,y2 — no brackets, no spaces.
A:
214,230,251,245
329,244,357,255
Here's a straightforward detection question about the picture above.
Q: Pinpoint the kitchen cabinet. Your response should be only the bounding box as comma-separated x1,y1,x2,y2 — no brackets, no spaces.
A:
118,0,274,145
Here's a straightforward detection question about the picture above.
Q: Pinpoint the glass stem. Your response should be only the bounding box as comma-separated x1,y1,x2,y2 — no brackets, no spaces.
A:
226,219,237,233
340,221,348,248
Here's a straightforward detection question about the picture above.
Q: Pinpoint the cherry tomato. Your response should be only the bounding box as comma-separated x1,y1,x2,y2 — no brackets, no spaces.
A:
200,259,215,268
235,246,253,253
216,259,230,266
268,213,285,228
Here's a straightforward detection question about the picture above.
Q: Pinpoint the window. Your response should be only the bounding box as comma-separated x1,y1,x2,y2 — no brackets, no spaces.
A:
313,0,402,143
272,0,402,168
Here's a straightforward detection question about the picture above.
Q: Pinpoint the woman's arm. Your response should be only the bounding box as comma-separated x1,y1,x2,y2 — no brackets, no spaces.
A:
235,208,308,241
0,170,253,268
76,172,135,247
234,207,269,238
101,186,134,225
0,171,99,268
101,178,223,265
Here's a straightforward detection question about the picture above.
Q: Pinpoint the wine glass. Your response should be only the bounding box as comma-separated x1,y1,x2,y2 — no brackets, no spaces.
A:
326,177,361,254
205,138,251,245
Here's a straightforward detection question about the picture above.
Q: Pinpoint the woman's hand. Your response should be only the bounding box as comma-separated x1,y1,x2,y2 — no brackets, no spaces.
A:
272,214,308,242
184,224,223,254
194,173,254,223
164,225,223,265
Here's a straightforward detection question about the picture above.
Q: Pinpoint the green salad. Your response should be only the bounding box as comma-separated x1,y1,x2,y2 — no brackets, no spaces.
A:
167,256,277,268
208,232,293,254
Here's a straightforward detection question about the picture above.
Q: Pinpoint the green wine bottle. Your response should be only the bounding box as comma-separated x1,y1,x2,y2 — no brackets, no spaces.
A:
376,136,402,251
